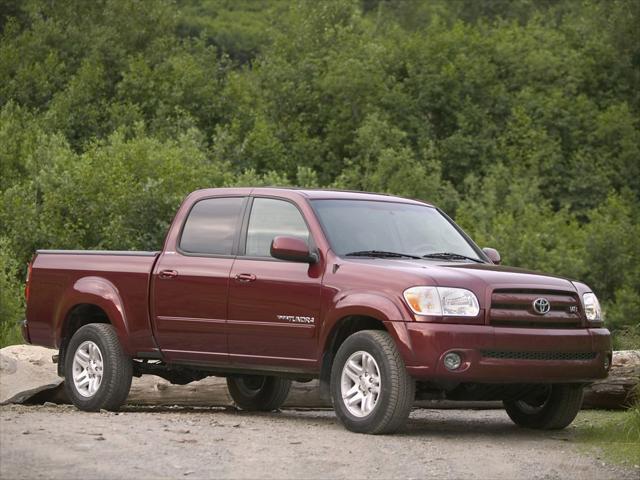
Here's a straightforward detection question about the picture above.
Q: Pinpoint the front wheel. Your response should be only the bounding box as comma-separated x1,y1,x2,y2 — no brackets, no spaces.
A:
330,330,415,434
503,384,584,430
227,375,291,411
64,323,133,411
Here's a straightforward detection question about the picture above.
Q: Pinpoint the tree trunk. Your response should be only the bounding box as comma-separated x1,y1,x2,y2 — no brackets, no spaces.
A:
582,350,639,409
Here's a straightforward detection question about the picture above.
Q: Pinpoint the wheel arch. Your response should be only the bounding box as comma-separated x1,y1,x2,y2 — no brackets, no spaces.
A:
55,276,132,375
318,312,413,401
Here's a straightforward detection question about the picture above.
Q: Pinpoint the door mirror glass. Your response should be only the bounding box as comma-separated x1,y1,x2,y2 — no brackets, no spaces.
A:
271,236,317,263
482,247,501,265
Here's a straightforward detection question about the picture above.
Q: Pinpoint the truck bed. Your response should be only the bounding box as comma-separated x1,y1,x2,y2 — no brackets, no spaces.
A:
26,250,160,354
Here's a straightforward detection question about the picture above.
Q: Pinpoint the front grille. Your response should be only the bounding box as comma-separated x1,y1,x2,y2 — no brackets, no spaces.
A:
481,350,597,361
489,288,583,328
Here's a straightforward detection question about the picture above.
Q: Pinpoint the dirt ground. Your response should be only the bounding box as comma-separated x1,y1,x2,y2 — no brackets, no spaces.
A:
0,404,636,480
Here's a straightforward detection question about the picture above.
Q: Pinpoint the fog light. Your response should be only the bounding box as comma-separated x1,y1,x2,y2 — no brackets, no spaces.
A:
444,352,462,371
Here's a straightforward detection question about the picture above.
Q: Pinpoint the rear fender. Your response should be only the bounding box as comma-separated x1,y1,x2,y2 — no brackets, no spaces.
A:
54,276,131,354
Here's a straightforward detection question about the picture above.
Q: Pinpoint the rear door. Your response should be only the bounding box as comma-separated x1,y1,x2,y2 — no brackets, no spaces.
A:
227,196,323,371
151,196,246,364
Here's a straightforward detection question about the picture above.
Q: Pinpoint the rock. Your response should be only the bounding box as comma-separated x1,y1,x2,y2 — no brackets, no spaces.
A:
0,345,64,405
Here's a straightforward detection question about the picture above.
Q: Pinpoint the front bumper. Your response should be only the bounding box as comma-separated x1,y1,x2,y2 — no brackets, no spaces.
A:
404,323,611,383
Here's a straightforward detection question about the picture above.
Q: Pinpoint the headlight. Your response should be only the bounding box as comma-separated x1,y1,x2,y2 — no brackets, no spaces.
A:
582,292,602,322
404,286,480,317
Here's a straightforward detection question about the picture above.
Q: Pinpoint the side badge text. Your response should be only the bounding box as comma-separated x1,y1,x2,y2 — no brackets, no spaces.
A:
277,315,315,324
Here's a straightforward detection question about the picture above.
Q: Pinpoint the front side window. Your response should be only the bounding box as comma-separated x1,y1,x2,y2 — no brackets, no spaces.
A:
180,197,244,255
311,199,482,260
245,198,310,257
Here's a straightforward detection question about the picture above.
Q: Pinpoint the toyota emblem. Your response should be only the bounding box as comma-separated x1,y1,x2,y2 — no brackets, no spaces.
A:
533,297,551,315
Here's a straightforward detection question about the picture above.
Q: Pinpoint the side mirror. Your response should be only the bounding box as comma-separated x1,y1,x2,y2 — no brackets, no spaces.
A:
270,236,318,263
482,247,501,265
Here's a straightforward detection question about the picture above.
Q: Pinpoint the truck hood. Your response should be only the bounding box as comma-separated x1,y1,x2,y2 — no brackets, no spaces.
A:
343,258,577,294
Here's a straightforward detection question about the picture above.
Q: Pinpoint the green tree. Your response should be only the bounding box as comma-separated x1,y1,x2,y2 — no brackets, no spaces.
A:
0,0,638,346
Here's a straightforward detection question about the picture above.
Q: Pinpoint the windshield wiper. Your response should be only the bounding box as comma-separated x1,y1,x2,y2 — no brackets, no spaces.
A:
421,252,485,263
345,250,422,259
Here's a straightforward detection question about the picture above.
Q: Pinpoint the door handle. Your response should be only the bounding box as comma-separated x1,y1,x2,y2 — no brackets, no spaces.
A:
235,273,257,283
159,269,178,279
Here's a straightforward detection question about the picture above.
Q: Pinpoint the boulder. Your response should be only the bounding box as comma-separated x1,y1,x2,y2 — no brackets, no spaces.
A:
0,345,64,404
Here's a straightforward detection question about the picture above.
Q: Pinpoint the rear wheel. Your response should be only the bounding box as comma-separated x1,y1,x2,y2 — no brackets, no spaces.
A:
226,375,291,411
330,330,415,434
64,324,132,411
503,384,584,430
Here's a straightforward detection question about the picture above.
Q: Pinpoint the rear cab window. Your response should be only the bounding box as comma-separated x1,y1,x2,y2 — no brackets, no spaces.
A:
179,197,245,255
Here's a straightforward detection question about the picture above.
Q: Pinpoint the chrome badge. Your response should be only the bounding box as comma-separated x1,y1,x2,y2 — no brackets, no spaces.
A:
532,298,551,315
277,315,315,324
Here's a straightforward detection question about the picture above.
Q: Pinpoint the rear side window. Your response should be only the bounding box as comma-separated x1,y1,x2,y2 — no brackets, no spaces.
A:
245,198,309,257
180,197,244,255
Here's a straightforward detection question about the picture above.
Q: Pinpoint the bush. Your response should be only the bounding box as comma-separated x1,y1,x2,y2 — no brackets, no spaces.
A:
0,237,24,347
0,0,638,345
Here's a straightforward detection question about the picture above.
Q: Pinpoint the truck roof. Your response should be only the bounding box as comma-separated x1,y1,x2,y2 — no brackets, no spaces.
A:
189,187,433,207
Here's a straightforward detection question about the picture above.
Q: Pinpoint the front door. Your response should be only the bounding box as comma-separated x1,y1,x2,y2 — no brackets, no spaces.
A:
151,196,246,364
227,197,323,371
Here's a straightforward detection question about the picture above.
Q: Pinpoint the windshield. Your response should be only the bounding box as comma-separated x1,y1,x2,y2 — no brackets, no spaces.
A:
311,199,483,261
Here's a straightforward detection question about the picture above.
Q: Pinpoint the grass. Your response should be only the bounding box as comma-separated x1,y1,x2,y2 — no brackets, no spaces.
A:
572,401,640,467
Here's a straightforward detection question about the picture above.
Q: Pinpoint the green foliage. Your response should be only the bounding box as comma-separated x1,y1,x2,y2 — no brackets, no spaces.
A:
582,194,640,335
0,237,23,347
1,129,232,262
0,101,42,191
0,0,639,346
177,0,280,63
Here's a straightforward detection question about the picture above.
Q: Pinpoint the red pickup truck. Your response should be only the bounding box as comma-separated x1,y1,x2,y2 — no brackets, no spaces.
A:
23,188,611,434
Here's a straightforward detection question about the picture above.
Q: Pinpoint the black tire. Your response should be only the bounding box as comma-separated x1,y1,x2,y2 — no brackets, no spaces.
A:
330,330,415,434
227,375,292,411
503,384,584,430
64,323,133,412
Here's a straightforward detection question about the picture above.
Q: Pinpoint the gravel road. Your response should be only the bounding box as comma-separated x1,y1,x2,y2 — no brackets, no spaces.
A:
0,404,635,480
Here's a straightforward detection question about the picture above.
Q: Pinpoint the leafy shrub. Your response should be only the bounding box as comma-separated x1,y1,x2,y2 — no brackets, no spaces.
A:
0,0,638,346
0,237,24,347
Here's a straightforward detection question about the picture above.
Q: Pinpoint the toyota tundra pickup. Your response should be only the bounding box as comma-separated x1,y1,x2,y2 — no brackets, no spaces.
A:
23,187,611,434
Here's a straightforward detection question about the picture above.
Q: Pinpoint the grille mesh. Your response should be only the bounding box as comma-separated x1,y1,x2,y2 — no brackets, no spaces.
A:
481,350,597,361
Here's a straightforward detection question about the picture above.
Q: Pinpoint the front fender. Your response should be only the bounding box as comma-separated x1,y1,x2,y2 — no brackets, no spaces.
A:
54,276,131,353
326,291,410,323
321,291,415,363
